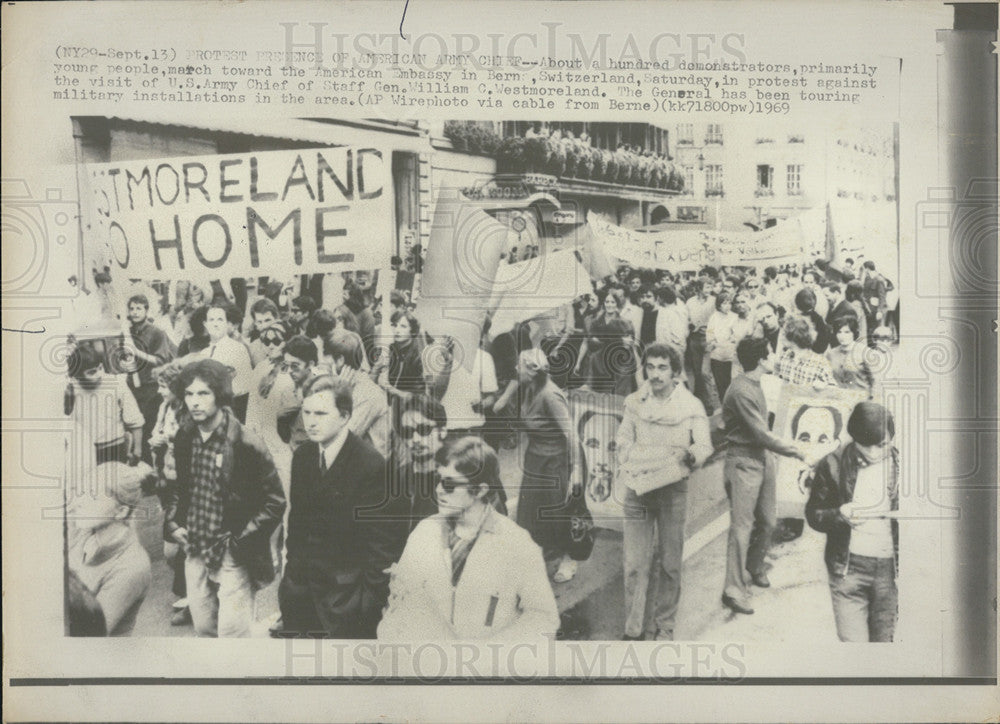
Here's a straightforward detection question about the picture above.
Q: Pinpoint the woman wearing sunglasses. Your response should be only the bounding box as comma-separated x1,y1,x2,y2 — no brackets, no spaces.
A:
378,437,559,641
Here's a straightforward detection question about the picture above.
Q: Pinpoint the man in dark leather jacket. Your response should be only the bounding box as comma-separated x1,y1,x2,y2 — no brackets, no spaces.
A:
165,358,286,637
806,401,899,642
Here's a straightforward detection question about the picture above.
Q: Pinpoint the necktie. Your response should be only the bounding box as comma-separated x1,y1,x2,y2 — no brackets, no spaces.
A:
320,451,327,477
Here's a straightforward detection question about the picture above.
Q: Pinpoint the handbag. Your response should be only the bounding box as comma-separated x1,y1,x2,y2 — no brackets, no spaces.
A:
563,487,595,562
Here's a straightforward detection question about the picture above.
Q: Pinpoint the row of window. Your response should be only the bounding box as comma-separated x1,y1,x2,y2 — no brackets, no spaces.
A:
679,163,803,196
676,123,726,145
675,125,810,146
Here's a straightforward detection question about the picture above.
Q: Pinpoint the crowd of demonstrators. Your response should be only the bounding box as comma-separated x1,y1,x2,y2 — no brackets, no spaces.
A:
65,253,901,642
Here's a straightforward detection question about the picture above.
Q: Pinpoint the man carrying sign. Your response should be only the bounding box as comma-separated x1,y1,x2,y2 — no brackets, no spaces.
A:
617,343,712,641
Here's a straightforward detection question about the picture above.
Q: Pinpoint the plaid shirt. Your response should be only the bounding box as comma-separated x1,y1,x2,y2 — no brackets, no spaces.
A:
774,347,837,387
187,415,229,570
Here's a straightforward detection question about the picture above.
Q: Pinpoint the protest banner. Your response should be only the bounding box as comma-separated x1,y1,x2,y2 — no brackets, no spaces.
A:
772,383,869,518
569,389,628,531
588,214,807,271
488,249,592,337
79,146,392,279
415,197,508,371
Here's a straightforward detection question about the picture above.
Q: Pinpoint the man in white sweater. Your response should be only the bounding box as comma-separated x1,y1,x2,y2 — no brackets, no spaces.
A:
616,343,713,641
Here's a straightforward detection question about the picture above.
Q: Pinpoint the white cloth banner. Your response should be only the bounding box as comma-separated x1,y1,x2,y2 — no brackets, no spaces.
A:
589,213,808,270
488,249,592,336
79,146,392,279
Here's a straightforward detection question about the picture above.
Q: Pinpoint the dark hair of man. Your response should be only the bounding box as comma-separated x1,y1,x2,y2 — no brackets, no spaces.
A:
94,271,112,286
826,281,842,294
736,336,770,372
209,300,241,326
187,305,209,338
390,309,421,337
847,401,895,446
783,315,816,350
845,257,854,265
344,286,368,315
831,315,860,340
307,308,337,339
863,260,876,271
127,294,149,310
845,280,865,303
794,287,817,314
764,266,778,280
440,436,502,500
401,394,447,430
291,294,318,315
284,334,318,366
301,374,353,418
68,342,105,379
642,343,683,374
390,290,406,308
656,285,678,306
699,265,719,279
171,358,234,409
250,297,279,319
323,329,364,370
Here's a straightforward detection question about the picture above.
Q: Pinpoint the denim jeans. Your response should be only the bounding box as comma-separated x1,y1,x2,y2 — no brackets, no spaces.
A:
185,549,254,638
829,554,897,642
623,480,688,639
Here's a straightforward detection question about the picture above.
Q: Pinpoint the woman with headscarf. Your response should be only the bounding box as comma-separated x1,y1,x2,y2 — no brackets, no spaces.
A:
806,402,899,641
67,462,154,635
515,348,583,583
378,437,558,641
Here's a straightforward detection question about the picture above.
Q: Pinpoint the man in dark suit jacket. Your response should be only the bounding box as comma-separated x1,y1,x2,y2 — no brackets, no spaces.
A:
278,374,393,639
824,282,857,328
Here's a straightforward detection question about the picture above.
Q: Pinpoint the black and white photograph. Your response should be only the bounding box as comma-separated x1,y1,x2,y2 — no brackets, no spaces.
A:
1,1,996,721
61,115,907,642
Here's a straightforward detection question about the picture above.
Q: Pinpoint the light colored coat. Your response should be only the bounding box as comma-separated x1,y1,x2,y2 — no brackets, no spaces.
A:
616,381,713,494
378,509,559,641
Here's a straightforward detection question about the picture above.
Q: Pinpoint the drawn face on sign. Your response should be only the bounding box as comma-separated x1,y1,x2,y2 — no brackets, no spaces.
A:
577,409,623,501
791,404,844,462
